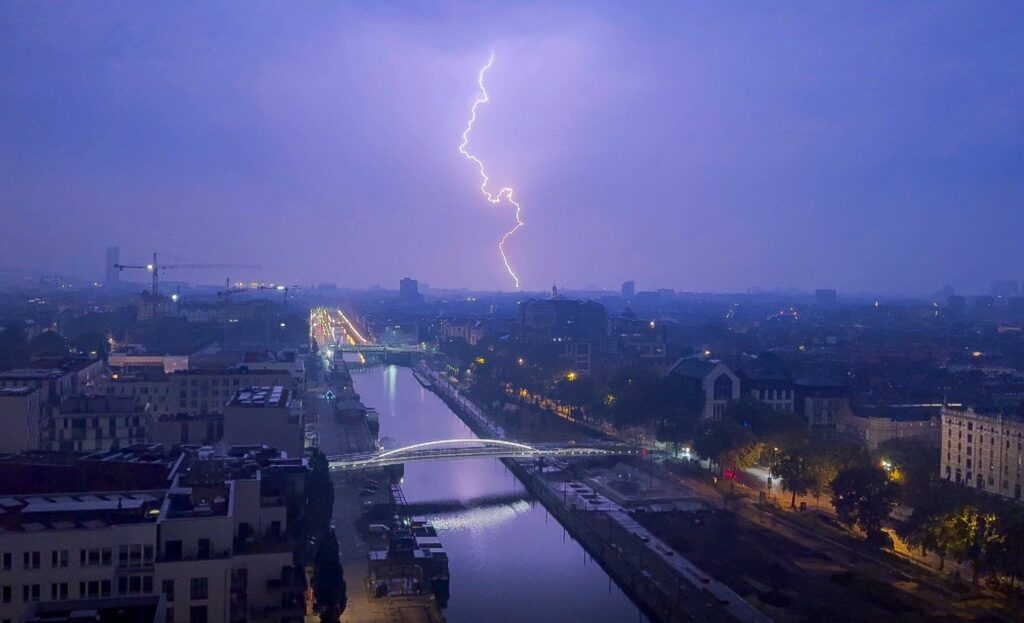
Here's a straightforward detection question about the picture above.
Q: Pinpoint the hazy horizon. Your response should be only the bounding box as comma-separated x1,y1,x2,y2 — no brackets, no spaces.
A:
3,2,1023,294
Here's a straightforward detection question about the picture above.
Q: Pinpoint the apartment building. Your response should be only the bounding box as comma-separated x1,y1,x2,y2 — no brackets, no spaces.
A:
940,406,1024,502
839,404,941,450
0,447,306,623
108,353,190,375
0,387,42,454
103,368,293,417
223,387,303,458
47,395,150,453
103,372,175,416
0,369,76,404
240,352,305,390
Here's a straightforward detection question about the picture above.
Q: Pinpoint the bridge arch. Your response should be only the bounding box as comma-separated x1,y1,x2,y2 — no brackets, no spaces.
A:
377,438,536,460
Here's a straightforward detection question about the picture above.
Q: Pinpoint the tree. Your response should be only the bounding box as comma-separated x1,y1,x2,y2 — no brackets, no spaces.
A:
831,466,898,539
990,508,1024,588
305,450,335,540
723,397,805,449
941,505,1002,586
312,530,347,622
876,438,937,508
805,452,840,509
28,330,67,359
0,323,29,371
775,448,816,508
608,366,662,428
691,418,755,475
72,331,109,360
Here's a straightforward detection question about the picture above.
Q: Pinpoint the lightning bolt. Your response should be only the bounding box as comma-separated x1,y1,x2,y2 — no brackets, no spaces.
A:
458,51,525,289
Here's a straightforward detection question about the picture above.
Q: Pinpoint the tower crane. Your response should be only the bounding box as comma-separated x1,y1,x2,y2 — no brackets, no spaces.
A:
114,253,261,298
217,278,248,301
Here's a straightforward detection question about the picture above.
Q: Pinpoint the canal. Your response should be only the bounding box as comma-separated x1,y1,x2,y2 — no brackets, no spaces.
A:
351,364,650,623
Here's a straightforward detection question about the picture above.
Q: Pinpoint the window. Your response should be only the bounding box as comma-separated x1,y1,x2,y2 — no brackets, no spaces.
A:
190,577,208,600
1,553,9,571
189,606,208,623
164,540,183,562
22,584,39,602
1,586,10,603
101,580,111,597
49,583,67,600
166,608,174,623
51,550,68,568
23,551,40,570
197,539,210,560
162,579,175,602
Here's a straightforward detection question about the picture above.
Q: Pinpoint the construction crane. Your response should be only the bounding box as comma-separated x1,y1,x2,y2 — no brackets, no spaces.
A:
217,278,248,301
114,253,261,298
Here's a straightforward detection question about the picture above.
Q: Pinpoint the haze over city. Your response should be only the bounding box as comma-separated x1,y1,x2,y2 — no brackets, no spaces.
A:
5,5,1024,623
3,2,1023,293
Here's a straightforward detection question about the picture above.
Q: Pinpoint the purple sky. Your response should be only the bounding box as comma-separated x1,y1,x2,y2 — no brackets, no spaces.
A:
2,2,1023,294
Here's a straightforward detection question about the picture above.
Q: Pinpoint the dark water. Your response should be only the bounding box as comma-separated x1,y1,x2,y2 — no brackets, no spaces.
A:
352,364,650,623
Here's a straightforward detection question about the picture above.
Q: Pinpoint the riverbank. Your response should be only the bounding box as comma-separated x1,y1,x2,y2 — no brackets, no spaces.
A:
353,363,650,623
314,359,445,623
417,362,767,623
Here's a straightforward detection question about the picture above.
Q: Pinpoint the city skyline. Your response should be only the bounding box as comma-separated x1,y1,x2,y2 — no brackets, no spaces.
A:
3,3,1023,294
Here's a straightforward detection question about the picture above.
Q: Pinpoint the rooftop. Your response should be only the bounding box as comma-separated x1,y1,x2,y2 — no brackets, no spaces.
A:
171,367,292,377
0,368,69,380
0,490,165,533
667,357,720,379
243,350,297,363
0,449,175,495
0,386,38,396
228,385,289,408
29,356,102,373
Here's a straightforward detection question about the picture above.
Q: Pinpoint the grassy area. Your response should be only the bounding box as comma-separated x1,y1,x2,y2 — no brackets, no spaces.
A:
637,509,990,623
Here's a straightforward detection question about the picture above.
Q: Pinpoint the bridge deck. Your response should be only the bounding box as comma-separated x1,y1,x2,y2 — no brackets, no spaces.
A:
326,439,640,470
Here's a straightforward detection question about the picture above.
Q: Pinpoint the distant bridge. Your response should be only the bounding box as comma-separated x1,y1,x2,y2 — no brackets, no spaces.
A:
327,438,639,470
333,343,423,354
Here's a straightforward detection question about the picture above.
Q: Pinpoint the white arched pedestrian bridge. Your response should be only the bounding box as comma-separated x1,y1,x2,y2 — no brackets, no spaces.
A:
326,438,640,471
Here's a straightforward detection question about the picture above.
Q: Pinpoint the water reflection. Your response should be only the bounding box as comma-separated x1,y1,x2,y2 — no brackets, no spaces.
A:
427,499,533,532
352,365,650,623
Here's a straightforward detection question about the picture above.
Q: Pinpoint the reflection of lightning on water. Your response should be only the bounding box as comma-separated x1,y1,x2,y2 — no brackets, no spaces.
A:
427,499,532,531
458,51,525,288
